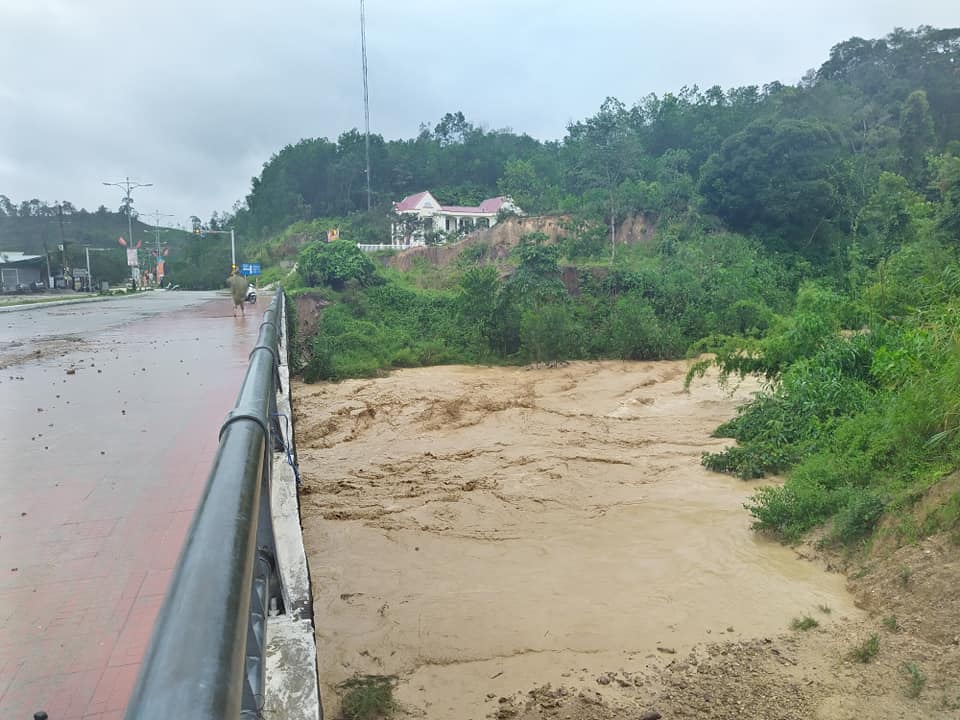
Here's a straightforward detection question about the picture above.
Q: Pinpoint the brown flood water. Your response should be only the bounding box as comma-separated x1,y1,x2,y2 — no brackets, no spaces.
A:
294,361,860,719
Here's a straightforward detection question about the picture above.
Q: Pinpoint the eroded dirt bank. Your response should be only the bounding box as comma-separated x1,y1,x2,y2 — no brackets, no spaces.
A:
292,361,952,719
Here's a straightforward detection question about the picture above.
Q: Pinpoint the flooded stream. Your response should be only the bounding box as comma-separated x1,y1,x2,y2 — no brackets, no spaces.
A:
294,361,860,719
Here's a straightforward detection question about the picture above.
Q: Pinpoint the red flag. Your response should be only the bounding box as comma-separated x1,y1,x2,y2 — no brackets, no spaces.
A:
135,240,142,249
118,237,127,247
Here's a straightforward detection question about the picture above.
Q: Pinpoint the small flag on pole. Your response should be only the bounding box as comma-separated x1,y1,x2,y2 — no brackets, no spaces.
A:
118,237,127,247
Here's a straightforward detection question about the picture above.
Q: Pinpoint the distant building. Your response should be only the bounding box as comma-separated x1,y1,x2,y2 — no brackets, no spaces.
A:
0,252,44,292
390,191,521,246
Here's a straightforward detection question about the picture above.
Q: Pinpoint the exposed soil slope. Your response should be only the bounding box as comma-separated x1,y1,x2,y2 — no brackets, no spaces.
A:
383,213,654,271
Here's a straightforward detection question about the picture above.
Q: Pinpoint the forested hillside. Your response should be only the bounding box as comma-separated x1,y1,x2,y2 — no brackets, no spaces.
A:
0,198,224,287
275,25,960,552
237,26,960,258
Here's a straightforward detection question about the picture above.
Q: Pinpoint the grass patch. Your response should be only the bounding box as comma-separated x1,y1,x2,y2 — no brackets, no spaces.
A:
817,604,832,614
338,675,397,720
899,566,913,587
848,633,880,663
883,615,900,632
790,615,819,631
903,662,927,698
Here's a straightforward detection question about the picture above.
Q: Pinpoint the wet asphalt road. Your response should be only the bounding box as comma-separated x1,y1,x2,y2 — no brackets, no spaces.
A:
0,291,263,718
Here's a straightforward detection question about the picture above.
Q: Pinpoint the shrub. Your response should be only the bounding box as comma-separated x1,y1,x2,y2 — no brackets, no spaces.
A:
746,476,841,541
338,675,397,720
848,633,880,663
298,240,376,289
609,294,680,360
831,490,886,544
902,662,926,698
520,303,581,362
790,615,819,631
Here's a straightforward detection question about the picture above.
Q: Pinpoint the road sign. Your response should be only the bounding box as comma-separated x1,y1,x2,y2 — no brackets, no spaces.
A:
239,263,260,276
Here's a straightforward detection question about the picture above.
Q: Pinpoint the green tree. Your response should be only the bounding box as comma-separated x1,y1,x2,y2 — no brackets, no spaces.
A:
565,98,643,259
298,240,375,290
456,265,500,353
854,172,931,261
497,159,543,212
520,304,578,362
609,294,676,360
699,118,846,255
899,90,936,185
933,154,960,237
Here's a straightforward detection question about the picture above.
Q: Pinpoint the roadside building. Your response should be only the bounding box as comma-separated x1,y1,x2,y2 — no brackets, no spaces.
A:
390,191,521,247
0,252,44,292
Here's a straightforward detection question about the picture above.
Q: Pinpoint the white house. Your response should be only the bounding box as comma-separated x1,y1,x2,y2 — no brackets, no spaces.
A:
389,191,521,246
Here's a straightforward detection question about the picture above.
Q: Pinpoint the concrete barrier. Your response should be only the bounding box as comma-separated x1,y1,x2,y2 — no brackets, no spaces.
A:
265,294,322,720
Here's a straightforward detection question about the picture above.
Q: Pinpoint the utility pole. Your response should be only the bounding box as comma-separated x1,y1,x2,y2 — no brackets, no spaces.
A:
42,244,52,287
102,177,152,286
360,0,372,211
48,204,73,280
141,210,175,283
83,247,110,292
55,202,69,249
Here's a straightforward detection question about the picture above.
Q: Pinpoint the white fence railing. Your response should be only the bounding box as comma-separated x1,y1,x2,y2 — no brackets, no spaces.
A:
356,243,425,253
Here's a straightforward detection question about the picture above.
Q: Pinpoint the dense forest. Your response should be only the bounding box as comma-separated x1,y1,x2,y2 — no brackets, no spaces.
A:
273,25,960,550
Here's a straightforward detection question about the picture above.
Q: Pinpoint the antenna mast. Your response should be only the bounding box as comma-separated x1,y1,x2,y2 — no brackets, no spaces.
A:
361,0,372,211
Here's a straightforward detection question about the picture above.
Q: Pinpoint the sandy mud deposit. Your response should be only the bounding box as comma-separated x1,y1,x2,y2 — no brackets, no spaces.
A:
294,361,862,719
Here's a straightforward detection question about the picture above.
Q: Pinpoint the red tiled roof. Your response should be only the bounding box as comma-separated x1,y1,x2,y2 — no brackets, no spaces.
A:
395,192,511,215
394,191,430,211
478,197,507,213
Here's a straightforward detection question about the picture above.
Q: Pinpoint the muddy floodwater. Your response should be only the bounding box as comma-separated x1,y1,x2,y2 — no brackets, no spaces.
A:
294,361,860,719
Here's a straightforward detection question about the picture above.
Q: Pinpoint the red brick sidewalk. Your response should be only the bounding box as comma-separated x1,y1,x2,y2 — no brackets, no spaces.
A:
0,301,259,718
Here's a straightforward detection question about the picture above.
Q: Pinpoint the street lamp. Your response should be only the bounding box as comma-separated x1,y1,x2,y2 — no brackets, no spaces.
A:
194,226,237,271
102,177,152,285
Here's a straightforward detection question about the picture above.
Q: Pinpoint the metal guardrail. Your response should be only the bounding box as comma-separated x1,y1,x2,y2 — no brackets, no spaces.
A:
125,288,288,719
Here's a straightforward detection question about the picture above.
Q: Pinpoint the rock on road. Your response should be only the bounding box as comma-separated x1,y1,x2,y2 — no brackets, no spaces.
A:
0,291,263,719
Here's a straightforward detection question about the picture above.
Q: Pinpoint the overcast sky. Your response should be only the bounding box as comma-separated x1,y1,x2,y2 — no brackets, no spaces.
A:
1,1,956,228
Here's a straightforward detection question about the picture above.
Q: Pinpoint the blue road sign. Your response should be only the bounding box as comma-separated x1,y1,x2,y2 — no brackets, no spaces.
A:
239,263,261,276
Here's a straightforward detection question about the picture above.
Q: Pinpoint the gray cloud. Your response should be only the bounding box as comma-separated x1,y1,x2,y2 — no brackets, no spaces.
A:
1,0,956,226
